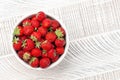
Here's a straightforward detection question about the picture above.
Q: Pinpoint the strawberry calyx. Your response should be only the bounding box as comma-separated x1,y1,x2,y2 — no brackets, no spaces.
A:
29,57,36,64
30,35,37,41
48,27,53,32
55,29,63,38
35,41,41,48
42,50,46,54
22,40,27,48
13,37,19,44
23,52,31,61
13,27,20,36
23,22,31,26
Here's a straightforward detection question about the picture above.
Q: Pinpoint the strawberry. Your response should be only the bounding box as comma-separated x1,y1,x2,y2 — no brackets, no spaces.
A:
23,26,34,36
56,47,64,55
52,55,59,62
38,27,47,36
13,26,24,36
20,36,27,41
39,58,51,68
55,27,65,38
45,32,56,42
55,38,65,47
13,37,22,51
29,57,39,67
51,20,59,30
22,19,31,26
32,16,38,21
42,18,51,28
42,50,48,57
31,20,39,28
48,49,57,59
30,32,41,41
31,48,42,57
41,40,52,51
22,39,35,51
18,50,24,59
23,52,31,62
36,11,46,21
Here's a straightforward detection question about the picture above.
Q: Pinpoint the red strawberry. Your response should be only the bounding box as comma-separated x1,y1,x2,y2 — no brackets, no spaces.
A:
38,27,47,36
31,48,42,57
45,32,56,42
23,52,31,62
20,36,27,41
42,50,48,57
42,18,51,28
39,58,50,68
23,26,34,35
56,47,64,55
55,38,65,47
18,50,24,59
29,57,39,67
30,32,41,41
48,49,57,59
22,39,35,51
13,26,24,36
22,19,31,26
31,20,39,28
52,55,59,62
13,37,22,51
55,27,65,38
32,16,38,21
41,40,52,51
36,11,46,21
51,20,59,30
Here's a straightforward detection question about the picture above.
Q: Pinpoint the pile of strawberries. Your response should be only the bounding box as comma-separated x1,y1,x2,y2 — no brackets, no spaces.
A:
13,11,66,68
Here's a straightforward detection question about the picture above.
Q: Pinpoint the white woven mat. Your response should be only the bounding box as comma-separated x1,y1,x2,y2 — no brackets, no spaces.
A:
1,0,120,80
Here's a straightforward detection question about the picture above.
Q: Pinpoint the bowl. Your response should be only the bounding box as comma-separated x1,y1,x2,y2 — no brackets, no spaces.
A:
11,11,69,70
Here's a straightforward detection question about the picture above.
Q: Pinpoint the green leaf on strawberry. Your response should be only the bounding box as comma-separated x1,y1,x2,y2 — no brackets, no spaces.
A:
30,35,37,41
35,41,41,48
13,27,20,36
55,29,63,38
13,37,19,44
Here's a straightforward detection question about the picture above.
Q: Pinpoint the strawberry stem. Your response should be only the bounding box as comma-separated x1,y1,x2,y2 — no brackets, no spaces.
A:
55,29,63,38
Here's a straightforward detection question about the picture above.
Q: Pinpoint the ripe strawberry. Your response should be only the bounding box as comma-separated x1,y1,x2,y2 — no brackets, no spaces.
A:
56,47,64,55
31,48,42,57
20,36,27,41
55,38,65,47
23,52,31,62
18,50,24,59
22,19,31,26
52,55,59,62
23,26,34,36
42,50,48,57
51,20,59,30
55,27,65,38
42,18,51,28
31,20,39,28
39,58,51,68
30,32,41,41
38,27,47,36
13,26,24,36
36,11,46,21
41,40,52,51
45,32,56,42
29,57,39,67
22,39,35,51
48,49,57,59
13,37,22,51
32,16,38,21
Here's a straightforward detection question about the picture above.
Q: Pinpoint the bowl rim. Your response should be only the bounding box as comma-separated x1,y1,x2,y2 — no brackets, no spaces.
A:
11,11,69,70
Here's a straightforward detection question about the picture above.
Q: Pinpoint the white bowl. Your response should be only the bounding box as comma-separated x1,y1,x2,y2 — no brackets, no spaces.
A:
11,11,69,70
